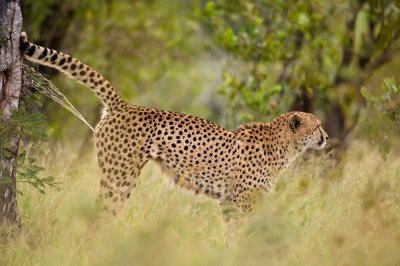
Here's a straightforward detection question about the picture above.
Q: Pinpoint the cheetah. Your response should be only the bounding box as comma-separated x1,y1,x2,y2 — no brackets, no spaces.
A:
20,32,328,216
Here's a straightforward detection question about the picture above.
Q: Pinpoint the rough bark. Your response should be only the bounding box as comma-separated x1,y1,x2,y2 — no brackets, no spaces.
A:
0,0,23,229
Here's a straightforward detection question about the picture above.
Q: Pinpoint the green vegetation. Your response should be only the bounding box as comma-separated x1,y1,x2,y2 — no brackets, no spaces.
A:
202,0,400,135
359,78,400,159
0,93,59,195
1,0,399,265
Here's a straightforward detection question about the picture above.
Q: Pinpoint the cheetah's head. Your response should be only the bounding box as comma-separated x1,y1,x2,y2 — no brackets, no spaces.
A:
284,112,329,151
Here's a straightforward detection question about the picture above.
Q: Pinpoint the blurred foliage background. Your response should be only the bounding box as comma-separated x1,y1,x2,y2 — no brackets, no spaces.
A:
2,0,399,265
20,0,400,154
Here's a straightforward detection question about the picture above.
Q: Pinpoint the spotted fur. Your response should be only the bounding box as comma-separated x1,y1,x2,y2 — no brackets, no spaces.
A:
20,32,329,215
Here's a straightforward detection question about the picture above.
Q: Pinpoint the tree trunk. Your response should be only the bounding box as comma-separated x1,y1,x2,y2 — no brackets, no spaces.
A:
0,0,23,229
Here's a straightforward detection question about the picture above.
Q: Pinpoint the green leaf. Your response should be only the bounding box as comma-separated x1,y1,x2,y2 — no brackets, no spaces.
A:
223,28,238,48
360,87,374,102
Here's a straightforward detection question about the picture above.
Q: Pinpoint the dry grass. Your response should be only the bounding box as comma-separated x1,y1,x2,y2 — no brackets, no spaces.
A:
1,140,399,266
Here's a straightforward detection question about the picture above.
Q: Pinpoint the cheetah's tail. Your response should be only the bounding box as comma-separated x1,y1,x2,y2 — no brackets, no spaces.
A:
19,32,126,109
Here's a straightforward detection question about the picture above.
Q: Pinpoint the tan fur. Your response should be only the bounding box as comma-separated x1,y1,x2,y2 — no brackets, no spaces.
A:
20,33,329,215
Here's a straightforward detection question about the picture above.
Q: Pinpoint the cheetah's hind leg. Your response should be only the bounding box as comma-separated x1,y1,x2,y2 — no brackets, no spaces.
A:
95,158,146,218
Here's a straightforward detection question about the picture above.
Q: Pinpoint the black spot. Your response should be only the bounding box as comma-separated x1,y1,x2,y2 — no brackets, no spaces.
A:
51,53,58,62
20,40,30,53
80,70,86,76
38,48,48,59
26,45,36,56
59,58,66,65
70,64,76,70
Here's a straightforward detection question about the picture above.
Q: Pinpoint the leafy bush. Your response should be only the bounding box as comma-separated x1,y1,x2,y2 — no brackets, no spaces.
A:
0,93,60,195
360,78,400,159
201,0,400,135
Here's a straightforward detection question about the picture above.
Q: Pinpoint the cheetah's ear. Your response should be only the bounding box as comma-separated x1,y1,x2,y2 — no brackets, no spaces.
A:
290,114,302,133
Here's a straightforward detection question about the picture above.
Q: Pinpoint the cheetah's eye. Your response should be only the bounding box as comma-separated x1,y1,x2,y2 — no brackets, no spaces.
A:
290,115,302,133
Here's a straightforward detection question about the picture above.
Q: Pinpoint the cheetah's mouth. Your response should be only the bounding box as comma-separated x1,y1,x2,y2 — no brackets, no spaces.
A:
317,127,326,148
318,138,325,147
